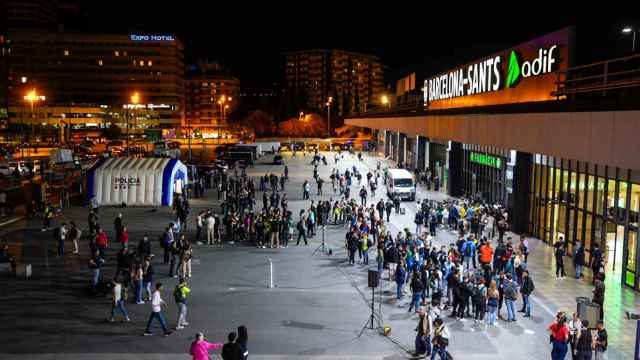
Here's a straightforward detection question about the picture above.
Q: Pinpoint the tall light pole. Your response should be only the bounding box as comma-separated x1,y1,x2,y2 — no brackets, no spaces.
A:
23,89,45,144
127,92,140,148
622,26,637,52
326,96,333,138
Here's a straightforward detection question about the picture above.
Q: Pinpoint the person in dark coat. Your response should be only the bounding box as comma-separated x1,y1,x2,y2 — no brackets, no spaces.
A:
221,332,243,360
573,240,586,280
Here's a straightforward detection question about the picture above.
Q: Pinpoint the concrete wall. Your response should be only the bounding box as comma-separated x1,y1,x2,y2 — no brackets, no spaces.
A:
345,111,640,172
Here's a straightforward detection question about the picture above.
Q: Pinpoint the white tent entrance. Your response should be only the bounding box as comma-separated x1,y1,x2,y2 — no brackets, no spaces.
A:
86,158,188,207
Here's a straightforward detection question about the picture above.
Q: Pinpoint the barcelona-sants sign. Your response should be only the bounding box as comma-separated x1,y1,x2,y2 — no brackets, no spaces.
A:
424,27,573,109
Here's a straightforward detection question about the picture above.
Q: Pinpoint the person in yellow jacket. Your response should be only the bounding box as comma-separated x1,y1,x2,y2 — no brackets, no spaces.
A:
174,278,191,330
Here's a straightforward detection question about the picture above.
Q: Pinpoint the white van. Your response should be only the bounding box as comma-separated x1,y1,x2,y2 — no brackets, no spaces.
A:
386,168,416,201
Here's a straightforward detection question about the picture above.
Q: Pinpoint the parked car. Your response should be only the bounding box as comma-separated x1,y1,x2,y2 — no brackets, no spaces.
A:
273,155,284,165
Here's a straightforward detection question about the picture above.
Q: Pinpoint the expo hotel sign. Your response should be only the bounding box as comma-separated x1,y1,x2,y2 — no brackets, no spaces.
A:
423,27,572,109
113,177,141,190
130,34,175,41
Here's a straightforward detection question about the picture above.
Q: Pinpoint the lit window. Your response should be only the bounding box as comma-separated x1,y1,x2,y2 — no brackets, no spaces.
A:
123,51,127,56
20,76,27,83
148,60,152,66
64,50,70,56
133,60,136,66
139,60,144,66
114,51,119,56
98,60,103,66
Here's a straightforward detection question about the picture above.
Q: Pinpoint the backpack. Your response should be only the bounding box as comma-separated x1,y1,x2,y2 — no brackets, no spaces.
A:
297,220,304,232
504,282,517,300
464,243,472,257
174,285,186,303
472,285,485,303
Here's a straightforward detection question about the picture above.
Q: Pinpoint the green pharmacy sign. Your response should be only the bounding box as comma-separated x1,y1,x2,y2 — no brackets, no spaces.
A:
470,152,502,168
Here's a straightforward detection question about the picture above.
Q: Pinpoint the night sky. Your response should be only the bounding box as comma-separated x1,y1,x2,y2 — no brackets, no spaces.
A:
68,3,637,88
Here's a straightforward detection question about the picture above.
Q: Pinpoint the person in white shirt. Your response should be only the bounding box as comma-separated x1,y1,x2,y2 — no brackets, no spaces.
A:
205,213,216,245
109,279,130,322
196,211,204,244
144,283,171,336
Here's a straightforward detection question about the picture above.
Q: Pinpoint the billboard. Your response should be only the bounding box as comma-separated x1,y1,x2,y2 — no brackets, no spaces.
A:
424,27,573,109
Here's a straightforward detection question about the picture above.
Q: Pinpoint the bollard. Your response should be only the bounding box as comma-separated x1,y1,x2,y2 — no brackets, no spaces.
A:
269,258,274,289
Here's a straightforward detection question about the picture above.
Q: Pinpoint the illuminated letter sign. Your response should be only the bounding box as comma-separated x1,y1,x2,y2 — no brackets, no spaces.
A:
130,34,175,41
422,27,571,109
470,152,502,168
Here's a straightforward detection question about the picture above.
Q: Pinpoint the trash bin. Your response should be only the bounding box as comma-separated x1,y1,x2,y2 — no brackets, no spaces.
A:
576,296,600,328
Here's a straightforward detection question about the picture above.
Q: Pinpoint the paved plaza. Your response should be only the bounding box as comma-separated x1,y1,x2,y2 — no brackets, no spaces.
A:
0,151,637,359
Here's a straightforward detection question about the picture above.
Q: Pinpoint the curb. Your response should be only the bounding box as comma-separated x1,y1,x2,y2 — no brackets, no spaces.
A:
0,216,25,228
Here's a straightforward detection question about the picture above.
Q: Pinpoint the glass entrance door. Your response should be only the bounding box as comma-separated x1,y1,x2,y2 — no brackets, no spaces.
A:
605,223,624,275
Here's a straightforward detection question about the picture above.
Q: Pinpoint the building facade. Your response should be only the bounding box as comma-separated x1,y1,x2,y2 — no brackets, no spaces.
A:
185,61,239,136
285,49,384,121
5,31,185,132
347,27,640,292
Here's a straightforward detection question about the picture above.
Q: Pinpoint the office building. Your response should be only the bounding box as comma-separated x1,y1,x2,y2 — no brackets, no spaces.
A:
5,31,185,133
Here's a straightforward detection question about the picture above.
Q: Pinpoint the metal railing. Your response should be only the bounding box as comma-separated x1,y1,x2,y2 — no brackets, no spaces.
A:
552,53,640,97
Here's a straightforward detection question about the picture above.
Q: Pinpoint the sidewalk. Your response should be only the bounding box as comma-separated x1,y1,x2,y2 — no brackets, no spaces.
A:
349,153,637,359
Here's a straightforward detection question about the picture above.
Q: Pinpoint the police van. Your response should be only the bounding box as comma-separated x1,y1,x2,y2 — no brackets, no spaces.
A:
385,168,416,201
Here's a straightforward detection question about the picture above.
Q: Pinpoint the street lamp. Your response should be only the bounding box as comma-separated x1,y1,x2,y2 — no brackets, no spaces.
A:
127,92,140,148
23,89,45,143
622,26,637,52
326,96,333,138
381,95,390,111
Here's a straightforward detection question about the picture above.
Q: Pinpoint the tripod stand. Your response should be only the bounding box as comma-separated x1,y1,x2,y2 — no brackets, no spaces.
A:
358,285,381,337
311,225,326,256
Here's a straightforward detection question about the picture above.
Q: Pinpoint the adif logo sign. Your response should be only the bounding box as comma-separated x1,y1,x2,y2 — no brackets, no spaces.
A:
506,45,557,87
426,44,558,102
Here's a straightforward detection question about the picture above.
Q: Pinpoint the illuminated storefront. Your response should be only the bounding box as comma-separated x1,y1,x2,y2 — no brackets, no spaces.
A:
528,155,640,290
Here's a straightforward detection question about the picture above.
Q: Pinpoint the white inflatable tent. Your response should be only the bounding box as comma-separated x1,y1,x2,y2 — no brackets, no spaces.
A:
87,157,187,207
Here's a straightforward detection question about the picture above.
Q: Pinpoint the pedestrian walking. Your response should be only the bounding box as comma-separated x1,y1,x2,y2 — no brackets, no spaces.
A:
109,279,130,322
174,278,191,330
144,283,172,336
190,332,223,360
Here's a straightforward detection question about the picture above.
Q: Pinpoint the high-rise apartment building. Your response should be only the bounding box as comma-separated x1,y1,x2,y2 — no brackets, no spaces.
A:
185,61,239,135
285,49,384,120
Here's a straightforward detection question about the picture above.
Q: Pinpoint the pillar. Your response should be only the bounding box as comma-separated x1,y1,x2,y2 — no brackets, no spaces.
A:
449,141,463,197
512,151,532,234
417,136,427,170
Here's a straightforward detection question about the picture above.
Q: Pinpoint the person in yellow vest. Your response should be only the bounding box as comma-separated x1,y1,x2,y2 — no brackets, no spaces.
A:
174,278,191,330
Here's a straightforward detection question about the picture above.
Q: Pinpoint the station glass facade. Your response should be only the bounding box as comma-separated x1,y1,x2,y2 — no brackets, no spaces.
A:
528,154,640,290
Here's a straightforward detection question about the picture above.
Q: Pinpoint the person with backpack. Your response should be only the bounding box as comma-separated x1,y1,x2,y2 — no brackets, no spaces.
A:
575,319,593,360
457,276,473,319
408,272,424,313
360,231,370,265
88,249,104,289
142,256,154,301
431,317,450,360
67,222,81,255
503,273,518,322
472,279,487,323
415,307,433,357
385,200,393,222
396,262,407,299
461,237,476,270
173,278,190,330
590,243,603,285
346,228,358,265
519,269,535,317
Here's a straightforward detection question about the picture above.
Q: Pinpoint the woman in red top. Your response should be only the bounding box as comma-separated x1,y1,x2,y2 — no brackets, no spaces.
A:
120,227,129,249
548,311,570,360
